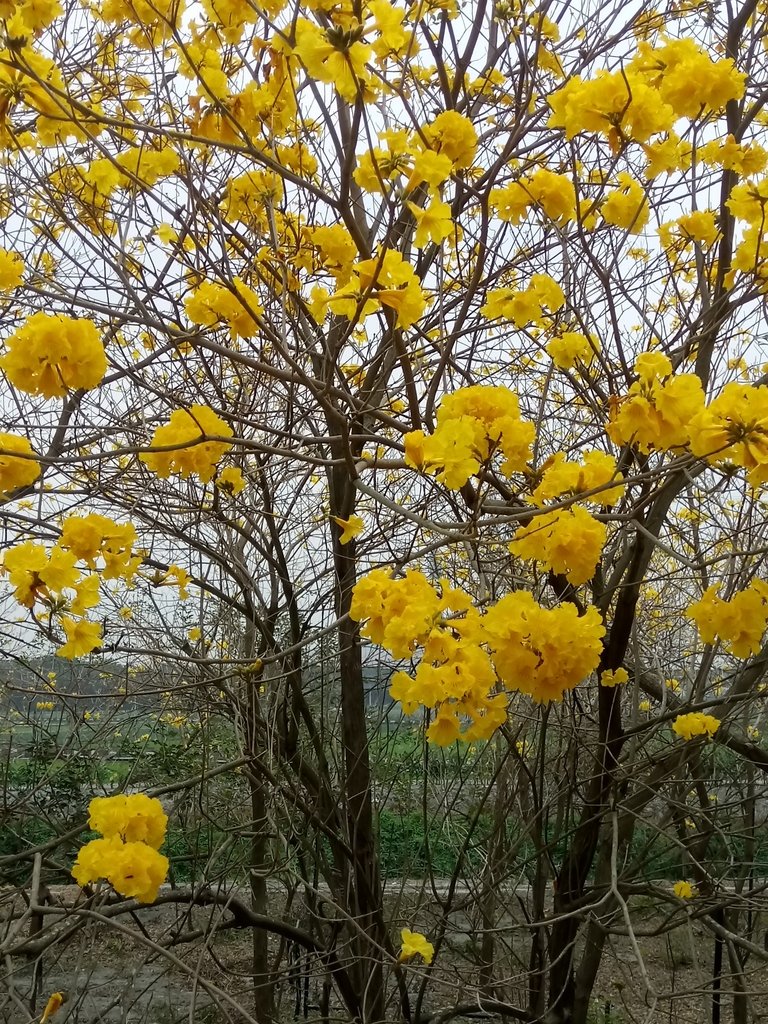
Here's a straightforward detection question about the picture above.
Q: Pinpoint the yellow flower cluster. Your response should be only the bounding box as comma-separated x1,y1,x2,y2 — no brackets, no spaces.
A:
546,330,599,370
601,173,649,233
1,513,140,658
549,39,745,146
422,110,477,169
481,273,565,328
686,580,768,658
201,0,259,44
642,133,692,178
482,593,605,702
600,668,629,687
673,880,697,899
549,69,674,145
672,712,720,741
353,112,475,195
350,568,605,741
607,352,705,452
185,278,262,339
0,46,85,150
293,18,373,103
328,248,426,329
216,465,245,495
53,146,179,238
99,0,182,45
141,406,233,483
608,358,768,486
72,794,169,903
350,567,455,659
0,433,40,494
659,210,719,251
404,385,535,489
399,928,434,964
1,312,107,398
491,167,577,226
310,224,359,282
221,169,283,225
530,450,624,507
702,134,767,177
509,506,606,586
2,0,61,32
291,2,431,103
688,383,768,486
632,39,746,119
188,47,298,142
59,514,142,580
0,248,24,290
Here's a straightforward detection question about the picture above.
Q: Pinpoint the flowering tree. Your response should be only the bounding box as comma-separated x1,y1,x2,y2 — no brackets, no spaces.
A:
3,0,768,1021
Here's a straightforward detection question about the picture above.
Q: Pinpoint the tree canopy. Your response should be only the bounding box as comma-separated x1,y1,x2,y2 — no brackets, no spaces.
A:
3,0,768,1021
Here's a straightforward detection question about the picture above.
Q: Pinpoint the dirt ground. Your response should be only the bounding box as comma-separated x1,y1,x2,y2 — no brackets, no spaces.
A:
3,884,768,1024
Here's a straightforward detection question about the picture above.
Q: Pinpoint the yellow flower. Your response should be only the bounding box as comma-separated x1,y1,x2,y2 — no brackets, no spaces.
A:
59,514,140,581
406,197,454,249
405,385,536,489
154,222,178,244
672,713,720,741
293,17,373,103
673,880,697,900
188,626,201,641
601,173,649,233
40,992,65,1023
483,595,604,703
40,547,79,592
606,356,705,452
3,540,48,607
531,451,623,506
310,224,358,280
0,248,23,290
630,38,745,118
600,668,628,687
332,514,364,544
481,274,565,327
548,68,675,144
88,793,167,848
526,167,577,223
200,0,258,42
421,110,477,169
370,0,413,60
642,133,692,178
184,277,262,339
164,564,191,599
350,568,443,658
547,331,599,370
217,466,245,495
141,406,233,483
491,181,533,224
1,313,107,398
57,617,102,659
426,705,461,746
510,507,606,586
71,836,168,903
399,928,434,964
0,433,40,493
688,383,768,486
686,581,768,658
